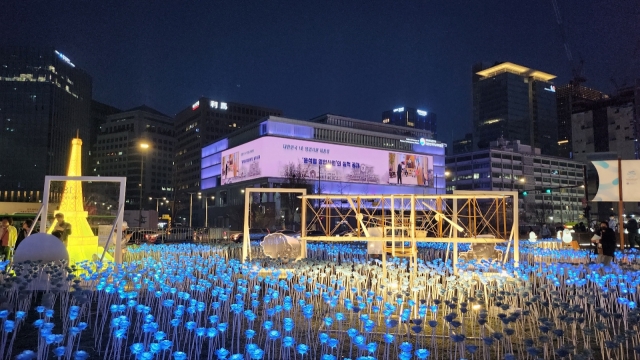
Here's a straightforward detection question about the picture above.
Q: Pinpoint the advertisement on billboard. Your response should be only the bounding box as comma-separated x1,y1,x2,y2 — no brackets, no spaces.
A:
220,137,436,187
592,160,640,202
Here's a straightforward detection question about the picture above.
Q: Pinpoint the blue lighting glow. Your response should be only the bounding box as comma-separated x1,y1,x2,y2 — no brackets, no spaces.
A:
259,121,314,139
54,50,75,67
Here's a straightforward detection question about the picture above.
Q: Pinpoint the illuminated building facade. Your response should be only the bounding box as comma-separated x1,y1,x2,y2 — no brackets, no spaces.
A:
200,114,446,228
93,105,174,209
174,97,282,214
0,47,92,201
381,107,437,138
472,62,558,155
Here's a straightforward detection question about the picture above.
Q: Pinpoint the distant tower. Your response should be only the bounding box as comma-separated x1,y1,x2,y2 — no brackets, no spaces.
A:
48,135,113,264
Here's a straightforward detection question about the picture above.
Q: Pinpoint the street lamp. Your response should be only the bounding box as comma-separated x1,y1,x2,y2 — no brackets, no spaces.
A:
318,162,332,194
138,142,150,228
187,192,201,228
149,197,167,212
205,196,215,228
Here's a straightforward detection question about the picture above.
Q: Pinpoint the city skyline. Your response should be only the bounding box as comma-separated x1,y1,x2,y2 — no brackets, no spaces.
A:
2,1,638,146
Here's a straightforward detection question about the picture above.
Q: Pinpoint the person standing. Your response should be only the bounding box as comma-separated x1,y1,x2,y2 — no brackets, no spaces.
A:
0,217,17,261
396,162,403,184
594,220,616,266
15,219,35,250
53,213,72,246
625,215,639,249
540,224,551,238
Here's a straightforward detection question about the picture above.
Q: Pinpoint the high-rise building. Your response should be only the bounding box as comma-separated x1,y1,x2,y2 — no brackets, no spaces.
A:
93,105,175,210
472,62,558,155
0,47,92,201
571,84,639,163
452,133,473,155
556,83,608,158
570,83,639,220
446,137,585,225
381,107,436,138
90,100,121,172
174,97,282,216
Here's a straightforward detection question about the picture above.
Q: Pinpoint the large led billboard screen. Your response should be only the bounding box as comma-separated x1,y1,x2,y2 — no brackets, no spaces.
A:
220,137,436,187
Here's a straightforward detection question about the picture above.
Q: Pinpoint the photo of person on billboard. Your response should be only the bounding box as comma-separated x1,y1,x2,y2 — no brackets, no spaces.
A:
222,152,238,185
388,152,433,187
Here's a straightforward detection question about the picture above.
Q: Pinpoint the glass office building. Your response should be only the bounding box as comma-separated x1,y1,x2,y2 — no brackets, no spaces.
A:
472,62,558,156
381,106,437,138
174,97,282,208
0,47,92,201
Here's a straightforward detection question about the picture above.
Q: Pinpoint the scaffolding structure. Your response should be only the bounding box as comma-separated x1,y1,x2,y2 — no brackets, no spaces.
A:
299,191,519,275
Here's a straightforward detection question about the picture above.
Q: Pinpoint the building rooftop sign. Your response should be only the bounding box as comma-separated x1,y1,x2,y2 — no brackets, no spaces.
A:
210,101,228,110
54,50,75,68
400,137,447,148
393,107,405,112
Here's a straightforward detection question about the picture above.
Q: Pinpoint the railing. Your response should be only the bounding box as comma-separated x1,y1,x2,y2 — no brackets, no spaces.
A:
124,227,232,244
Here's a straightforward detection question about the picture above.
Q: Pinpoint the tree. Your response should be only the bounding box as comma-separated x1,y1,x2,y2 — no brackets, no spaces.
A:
535,203,554,226
280,163,313,229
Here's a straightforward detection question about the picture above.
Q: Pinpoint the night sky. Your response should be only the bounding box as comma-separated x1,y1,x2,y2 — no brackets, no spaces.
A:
3,0,638,145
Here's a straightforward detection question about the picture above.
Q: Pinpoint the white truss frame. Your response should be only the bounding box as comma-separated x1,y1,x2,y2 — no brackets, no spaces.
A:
242,187,308,262
42,176,127,264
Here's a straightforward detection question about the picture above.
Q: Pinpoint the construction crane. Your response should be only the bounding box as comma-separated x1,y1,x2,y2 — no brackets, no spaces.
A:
551,0,586,85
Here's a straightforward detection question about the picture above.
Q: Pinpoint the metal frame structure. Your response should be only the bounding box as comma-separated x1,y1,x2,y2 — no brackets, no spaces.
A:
299,191,519,274
242,187,307,262
41,176,127,264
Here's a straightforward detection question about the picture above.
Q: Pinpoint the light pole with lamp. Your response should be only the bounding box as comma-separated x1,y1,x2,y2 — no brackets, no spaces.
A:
187,192,200,228
438,170,451,194
205,195,215,228
138,142,150,228
149,197,167,212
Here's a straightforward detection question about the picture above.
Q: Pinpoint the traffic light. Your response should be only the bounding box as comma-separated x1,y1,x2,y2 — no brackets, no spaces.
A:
544,188,552,194
521,191,528,197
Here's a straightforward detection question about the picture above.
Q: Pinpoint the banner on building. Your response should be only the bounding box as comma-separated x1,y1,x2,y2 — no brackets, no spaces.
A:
592,160,640,202
219,137,435,188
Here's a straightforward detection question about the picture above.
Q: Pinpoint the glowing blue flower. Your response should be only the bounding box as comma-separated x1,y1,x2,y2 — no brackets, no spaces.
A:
130,343,145,355
283,336,295,348
216,348,230,359
173,351,187,360
53,346,65,357
297,344,309,355
415,348,430,359
73,351,89,360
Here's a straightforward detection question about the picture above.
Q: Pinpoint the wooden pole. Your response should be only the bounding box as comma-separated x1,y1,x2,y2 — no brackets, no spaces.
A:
618,157,625,250
453,197,458,275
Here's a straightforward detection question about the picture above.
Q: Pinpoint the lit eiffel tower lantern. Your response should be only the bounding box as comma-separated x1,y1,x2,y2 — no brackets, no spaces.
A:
48,135,114,265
